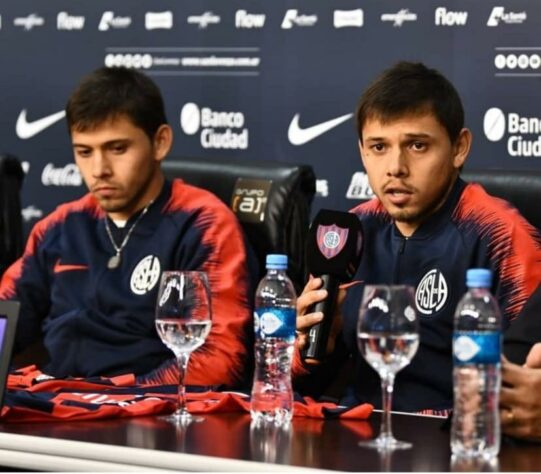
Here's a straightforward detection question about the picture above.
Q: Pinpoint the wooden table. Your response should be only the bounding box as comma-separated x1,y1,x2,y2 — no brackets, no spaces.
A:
0,411,538,471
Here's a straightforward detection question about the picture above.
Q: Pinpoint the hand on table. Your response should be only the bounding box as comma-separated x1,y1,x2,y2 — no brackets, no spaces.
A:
500,343,541,442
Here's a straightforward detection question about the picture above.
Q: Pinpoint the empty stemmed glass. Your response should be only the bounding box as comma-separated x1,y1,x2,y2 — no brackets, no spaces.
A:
155,271,212,425
357,284,419,450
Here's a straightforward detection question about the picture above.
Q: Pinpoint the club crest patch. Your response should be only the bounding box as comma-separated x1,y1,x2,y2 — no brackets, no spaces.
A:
316,224,348,259
130,255,161,295
415,268,448,315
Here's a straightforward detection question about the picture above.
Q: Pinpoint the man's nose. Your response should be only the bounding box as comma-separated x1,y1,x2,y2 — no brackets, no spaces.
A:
92,152,112,178
386,148,408,177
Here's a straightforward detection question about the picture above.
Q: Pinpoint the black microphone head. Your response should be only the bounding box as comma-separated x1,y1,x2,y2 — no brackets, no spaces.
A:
305,209,363,282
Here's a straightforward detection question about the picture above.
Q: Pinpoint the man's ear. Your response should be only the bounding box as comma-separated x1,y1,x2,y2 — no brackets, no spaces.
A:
153,124,173,162
452,128,471,169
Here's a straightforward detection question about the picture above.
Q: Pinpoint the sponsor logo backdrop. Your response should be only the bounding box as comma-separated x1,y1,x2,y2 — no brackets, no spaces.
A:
1,1,540,235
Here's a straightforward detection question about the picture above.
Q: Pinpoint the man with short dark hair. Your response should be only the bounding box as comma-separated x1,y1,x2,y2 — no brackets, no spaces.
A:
295,62,541,413
0,67,253,386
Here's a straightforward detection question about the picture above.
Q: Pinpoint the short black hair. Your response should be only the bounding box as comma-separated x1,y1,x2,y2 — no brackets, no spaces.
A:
355,61,464,144
66,67,168,140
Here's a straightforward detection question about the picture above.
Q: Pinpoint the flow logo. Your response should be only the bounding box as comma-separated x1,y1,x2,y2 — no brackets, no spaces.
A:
435,7,468,26
57,12,85,30
235,10,265,29
288,113,352,146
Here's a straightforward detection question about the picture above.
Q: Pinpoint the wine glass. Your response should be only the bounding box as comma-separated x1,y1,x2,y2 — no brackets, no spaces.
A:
155,271,212,425
357,284,419,450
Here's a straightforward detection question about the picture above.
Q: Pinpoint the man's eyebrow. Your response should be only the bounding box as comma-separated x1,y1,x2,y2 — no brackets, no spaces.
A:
72,138,130,148
364,136,386,142
364,132,433,142
403,132,432,139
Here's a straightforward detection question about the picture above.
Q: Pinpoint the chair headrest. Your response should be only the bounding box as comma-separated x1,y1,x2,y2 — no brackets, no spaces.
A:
462,169,541,230
162,157,316,290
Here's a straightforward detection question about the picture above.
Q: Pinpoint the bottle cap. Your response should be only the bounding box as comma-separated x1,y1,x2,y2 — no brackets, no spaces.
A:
266,254,288,269
466,268,492,288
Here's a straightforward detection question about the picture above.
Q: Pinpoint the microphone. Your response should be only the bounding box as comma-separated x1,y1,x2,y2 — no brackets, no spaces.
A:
301,209,363,361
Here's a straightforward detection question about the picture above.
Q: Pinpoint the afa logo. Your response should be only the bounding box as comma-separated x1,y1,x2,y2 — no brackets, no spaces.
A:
131,255,161,295
415,269,448,315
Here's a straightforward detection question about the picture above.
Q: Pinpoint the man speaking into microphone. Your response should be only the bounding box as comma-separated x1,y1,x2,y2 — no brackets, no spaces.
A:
293,61,541,414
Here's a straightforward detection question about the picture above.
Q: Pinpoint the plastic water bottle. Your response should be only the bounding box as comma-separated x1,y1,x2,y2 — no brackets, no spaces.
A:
250,254,296,425
451,268,501,459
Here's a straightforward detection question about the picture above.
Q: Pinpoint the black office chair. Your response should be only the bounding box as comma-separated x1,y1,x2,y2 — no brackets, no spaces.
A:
0,154,25,277
161,157,316,292
462,169,541,230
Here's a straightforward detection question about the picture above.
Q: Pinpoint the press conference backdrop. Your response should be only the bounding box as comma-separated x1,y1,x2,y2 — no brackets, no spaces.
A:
1,1,540,235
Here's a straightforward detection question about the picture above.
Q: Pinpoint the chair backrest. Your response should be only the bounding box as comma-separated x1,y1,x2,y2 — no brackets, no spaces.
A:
161,157,316,291
462,169,541,230
0,154,24,277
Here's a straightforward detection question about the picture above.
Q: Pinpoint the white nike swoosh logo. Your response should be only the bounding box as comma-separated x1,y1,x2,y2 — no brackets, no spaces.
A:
16,109,66,139
288,112,353,146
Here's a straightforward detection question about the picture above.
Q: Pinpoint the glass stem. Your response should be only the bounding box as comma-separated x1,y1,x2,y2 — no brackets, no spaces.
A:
380,373,395,441
176,352,191,415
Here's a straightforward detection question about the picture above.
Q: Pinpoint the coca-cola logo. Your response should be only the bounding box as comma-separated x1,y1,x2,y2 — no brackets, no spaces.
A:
41,163,82,187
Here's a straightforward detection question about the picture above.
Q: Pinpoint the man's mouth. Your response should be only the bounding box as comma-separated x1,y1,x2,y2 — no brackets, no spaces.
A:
384,186,414,205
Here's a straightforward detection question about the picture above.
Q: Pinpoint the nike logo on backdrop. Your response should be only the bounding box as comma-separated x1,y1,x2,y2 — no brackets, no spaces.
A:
287,112,353,146
16,109,66,139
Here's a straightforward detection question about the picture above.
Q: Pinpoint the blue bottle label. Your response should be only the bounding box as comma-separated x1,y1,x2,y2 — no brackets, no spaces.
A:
254,307,296,341
453,332,501,364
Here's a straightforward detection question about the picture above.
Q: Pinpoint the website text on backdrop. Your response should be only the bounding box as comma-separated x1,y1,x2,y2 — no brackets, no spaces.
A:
293,61,541,414
0,67,254,388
